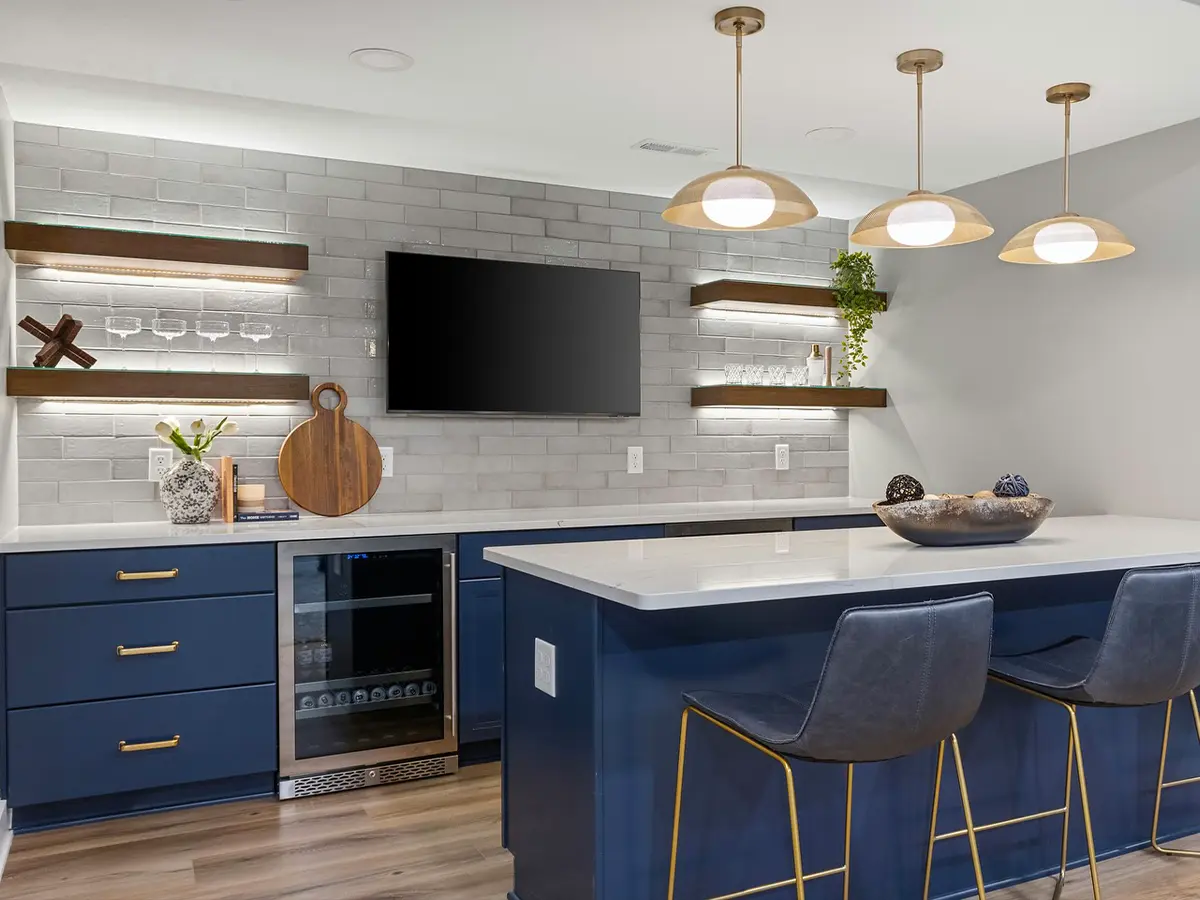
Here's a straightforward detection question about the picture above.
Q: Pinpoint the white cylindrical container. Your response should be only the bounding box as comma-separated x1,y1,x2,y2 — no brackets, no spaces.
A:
806,343,826,388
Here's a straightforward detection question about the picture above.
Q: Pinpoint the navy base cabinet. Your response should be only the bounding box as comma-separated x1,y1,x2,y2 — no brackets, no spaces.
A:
3,543,278,832
456,525,665,750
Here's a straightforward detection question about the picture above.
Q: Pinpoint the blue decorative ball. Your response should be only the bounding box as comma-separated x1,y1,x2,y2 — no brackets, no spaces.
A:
994,474,1030,497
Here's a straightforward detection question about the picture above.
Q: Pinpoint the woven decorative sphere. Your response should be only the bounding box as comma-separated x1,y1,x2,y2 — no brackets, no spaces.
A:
885,473,925,504
994,474,1031,498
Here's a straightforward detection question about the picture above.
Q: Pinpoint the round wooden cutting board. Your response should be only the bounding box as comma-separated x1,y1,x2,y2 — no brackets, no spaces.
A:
278,382,383,517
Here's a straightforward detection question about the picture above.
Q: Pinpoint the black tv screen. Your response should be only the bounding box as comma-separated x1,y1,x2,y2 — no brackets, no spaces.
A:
386,252,641,416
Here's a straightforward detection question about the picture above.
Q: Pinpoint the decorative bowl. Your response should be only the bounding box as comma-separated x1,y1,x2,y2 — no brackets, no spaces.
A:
873,495,1054,547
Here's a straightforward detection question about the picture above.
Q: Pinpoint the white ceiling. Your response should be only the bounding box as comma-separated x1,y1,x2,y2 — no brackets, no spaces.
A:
2,0,1200,218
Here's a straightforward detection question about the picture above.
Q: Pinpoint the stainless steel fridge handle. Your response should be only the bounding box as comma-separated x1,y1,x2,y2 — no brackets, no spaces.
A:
447,551,458,738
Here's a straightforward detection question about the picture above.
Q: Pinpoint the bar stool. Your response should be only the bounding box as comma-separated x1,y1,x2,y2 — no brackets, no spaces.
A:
667,593,995,900
928,563,1200,900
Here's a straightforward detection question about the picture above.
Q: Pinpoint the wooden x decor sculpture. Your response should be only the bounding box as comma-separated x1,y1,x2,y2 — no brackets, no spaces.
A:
18,315,98,369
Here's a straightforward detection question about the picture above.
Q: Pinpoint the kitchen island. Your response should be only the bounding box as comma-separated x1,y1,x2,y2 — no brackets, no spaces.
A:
486,516,1200,900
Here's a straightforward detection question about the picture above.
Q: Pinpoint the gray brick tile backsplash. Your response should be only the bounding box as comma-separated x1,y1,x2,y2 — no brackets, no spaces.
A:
12,125,850,522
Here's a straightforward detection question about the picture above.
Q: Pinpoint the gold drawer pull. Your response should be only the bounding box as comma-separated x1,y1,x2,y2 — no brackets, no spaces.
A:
119,735,180,753
116,568,179,581
116,641,180,657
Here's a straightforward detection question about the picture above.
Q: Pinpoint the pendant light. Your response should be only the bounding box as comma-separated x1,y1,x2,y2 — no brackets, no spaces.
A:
662,7,817,231
999,83,1134,265
852,50,993,249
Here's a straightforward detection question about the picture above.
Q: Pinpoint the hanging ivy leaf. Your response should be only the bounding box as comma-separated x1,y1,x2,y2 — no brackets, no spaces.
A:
830,250,884,383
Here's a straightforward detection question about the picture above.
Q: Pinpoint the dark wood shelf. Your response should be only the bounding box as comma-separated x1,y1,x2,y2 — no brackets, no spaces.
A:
691,280,888,316
5,368,310,403
4,221,308,283
691,384,888,409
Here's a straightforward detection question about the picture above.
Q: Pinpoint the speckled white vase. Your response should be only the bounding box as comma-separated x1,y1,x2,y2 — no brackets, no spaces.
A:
159,458,219,524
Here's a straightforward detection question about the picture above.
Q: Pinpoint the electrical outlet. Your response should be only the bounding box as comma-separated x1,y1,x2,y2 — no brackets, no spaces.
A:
149,448,173,481
627,446,644,475
379,446,394,478
534,638,557,698
775,443,790,471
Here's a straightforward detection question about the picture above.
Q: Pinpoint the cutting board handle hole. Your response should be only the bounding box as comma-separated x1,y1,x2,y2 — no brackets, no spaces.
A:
311,382,348,413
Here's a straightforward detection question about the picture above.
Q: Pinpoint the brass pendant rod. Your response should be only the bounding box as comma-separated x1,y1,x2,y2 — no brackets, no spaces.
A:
915,63,925,191
1062,98,1072,213
734,22,744,167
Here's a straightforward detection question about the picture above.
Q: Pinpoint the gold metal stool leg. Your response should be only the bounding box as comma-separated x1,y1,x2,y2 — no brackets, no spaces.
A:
842,763,853,900
667,707,691,900
950,734,988,900
922,740,947,900
1051,717,1075,900
1066,706,1101,900
1151,690,1200,857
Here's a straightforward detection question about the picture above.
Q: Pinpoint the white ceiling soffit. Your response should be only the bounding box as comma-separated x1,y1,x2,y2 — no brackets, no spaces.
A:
0,0,1199,219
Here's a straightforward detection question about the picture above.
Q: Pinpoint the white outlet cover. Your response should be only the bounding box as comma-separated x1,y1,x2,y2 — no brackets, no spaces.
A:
148,447,173,481
534,638,557,698
627,445,644,475
775,444,790,471
379,446,394,478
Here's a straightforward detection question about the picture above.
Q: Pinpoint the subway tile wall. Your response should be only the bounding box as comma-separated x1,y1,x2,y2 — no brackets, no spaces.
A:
10,124,851,525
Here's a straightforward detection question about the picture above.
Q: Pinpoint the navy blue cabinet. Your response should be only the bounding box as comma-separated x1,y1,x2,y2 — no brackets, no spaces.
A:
459,578,504,742
8,684,277,807
7,593,276,708
793,513,881,531
458,524,665,580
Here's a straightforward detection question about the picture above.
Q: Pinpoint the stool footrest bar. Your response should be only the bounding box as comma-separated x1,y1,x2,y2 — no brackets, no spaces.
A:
935,806,1067,841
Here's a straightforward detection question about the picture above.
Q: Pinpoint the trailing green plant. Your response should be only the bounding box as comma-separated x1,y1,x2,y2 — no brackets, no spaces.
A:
830,250,884,383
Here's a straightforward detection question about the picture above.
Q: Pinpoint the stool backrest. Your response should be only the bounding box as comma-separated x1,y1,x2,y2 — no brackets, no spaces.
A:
1085,563,1200,705
791,593,993,763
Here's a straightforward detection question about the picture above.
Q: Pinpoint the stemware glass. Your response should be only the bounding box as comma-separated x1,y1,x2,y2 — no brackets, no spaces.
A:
195,319,231,372
103,316,142,369
239,322,273,372
151,318,187,370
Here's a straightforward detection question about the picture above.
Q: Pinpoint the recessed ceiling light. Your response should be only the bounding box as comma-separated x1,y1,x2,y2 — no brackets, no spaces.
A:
805,126,856,144
349,48,415,72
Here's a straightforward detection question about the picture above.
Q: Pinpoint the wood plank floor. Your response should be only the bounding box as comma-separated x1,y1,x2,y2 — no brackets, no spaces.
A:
0,765,1197,900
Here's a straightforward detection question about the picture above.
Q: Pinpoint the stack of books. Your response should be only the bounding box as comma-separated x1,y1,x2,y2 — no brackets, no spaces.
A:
219,456,301,523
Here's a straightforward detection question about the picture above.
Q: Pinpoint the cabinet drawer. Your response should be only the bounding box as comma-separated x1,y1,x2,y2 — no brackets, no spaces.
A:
459,577,504,742
7,684,277,808
7,594,276,708
5,543,275,608
459,525,664,580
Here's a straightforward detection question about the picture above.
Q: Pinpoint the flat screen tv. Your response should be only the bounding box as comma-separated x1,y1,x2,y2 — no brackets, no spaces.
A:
386,252,641,416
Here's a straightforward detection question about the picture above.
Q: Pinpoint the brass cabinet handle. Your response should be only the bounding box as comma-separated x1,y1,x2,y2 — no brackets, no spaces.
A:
116,568,179,581
116,641,180,657
119,735,180,753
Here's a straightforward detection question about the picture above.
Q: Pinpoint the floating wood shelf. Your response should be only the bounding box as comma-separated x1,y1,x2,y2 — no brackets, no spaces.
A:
5,368,310,403
691,280,888,317
691,385,888,409
4,221,309,283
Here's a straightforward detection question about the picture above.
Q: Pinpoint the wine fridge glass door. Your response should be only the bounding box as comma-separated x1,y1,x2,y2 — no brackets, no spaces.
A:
279,538,457,776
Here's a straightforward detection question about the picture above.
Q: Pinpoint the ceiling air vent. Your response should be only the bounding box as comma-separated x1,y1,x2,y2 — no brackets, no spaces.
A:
633,139,714,158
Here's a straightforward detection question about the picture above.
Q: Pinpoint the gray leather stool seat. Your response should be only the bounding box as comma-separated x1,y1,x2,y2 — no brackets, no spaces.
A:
668,594,995,900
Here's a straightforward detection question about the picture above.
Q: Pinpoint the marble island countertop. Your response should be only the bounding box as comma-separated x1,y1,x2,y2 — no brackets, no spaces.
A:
483,515,1200,610
0,496,876,554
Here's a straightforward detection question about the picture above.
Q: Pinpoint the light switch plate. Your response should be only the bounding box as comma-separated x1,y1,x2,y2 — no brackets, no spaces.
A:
534,638,557,698
379,446,394,478
627,446,643,475
149,448,173,481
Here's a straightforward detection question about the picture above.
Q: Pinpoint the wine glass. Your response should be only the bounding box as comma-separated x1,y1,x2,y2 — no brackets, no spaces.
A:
195,319,230,371
104,316,142,369
151,318,187,370
239,322,273,372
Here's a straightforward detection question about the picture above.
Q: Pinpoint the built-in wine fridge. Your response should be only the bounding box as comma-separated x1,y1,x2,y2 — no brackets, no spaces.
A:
277,536,458,798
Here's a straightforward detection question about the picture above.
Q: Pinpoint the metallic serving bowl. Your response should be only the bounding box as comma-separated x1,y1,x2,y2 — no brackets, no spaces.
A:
873,495,1055,547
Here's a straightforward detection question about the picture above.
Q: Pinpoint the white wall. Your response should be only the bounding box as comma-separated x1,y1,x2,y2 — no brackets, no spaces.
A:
0,89,17,536
851,116,1200,517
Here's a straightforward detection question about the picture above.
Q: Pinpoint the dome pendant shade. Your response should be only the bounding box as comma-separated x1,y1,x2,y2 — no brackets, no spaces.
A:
663,165,818,230
851,49,993,250
852,190,993,248
662,7,816,232
1000,83,1134,265
999,214,1134,265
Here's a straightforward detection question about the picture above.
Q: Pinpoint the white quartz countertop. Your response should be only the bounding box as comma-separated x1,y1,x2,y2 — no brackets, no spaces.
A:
483,515,1200,610
0,497,875,554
